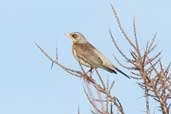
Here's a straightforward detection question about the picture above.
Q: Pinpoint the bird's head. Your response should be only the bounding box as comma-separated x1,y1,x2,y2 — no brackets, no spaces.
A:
66,32,88,44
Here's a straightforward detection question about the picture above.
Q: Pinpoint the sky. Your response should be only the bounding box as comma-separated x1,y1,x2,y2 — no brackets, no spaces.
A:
0,0,171,114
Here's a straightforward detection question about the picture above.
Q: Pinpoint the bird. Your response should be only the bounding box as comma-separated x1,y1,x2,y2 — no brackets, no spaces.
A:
66,32,130,79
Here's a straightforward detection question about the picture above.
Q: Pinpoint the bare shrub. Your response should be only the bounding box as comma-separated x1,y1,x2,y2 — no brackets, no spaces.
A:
36,4,171,114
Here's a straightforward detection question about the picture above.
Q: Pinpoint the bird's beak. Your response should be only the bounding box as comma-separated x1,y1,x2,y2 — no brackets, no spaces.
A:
65,33,71,39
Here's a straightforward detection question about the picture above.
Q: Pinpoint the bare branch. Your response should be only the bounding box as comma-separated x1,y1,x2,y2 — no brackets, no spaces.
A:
109,29,130,61
111,4,136,50
35,42,82,77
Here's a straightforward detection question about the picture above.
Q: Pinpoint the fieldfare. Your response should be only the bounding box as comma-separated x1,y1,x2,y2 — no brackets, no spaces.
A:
66,32,130,78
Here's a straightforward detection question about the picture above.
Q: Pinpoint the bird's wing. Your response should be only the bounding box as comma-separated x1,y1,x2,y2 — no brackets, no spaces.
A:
73,43,103,67
92,45,117,72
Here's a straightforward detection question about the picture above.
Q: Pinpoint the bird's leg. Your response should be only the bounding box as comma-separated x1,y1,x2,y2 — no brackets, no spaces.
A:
86,67,94,79
86,67,93,73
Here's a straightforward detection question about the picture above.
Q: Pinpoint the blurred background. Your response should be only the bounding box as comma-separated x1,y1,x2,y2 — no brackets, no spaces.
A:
0,0,170,114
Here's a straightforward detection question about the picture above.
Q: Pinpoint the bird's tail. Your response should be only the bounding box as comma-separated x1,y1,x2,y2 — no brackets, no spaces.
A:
115,67,130,79
103,65,130,79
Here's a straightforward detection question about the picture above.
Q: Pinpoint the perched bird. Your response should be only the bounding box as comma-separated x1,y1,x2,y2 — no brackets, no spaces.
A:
66,32,130,78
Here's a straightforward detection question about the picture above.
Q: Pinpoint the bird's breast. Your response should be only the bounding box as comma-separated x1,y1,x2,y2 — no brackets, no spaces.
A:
72,45,91,67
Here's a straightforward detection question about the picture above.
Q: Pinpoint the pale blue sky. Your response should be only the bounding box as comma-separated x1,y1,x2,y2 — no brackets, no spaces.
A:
0,0,170,114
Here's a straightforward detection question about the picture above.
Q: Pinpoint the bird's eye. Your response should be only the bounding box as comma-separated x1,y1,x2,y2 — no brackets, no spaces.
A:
71,34,78,39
